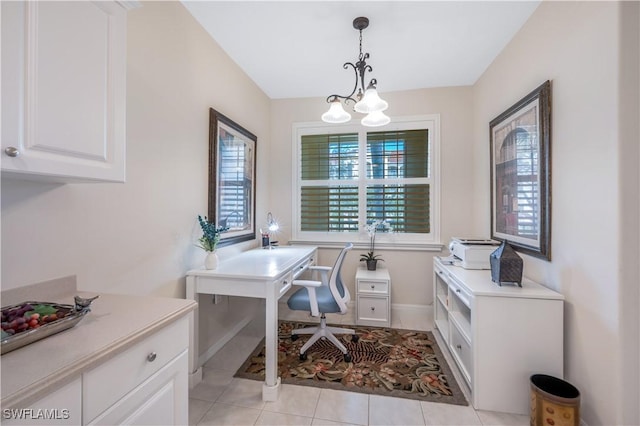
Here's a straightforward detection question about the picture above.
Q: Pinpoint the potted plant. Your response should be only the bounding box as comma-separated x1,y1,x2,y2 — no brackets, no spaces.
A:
360,219,392,271
197,215,228,269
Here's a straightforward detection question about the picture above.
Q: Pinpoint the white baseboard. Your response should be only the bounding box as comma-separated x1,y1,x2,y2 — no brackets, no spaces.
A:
391,303,431,315
197,315,254,367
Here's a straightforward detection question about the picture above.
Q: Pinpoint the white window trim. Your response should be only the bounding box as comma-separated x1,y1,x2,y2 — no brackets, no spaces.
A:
291,115,441,249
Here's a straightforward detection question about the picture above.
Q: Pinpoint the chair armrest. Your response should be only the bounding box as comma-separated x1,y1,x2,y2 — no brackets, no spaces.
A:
308,266,331,286
291,279,322,288
308,266,332,272
291,279,320,316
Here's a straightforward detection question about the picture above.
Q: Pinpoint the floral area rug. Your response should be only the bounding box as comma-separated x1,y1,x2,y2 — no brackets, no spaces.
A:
234,321,468,405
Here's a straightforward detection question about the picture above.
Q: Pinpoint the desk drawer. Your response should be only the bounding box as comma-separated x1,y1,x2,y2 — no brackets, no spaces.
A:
278,271,293,297
83,316,189,423
292,254,315,280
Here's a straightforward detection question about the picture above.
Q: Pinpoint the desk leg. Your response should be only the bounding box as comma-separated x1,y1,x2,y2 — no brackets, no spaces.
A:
186,276,203,389
262,290,281,401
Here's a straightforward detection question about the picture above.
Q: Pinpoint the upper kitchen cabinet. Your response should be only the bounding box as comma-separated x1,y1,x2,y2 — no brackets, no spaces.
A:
1,1,138,183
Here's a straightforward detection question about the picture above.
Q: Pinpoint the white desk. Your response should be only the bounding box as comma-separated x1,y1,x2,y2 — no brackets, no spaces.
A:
186,245,317,401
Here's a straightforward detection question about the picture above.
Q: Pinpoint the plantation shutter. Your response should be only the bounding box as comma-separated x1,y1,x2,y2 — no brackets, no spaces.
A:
366,130,430,233
300,186,359,231
300,133,359,232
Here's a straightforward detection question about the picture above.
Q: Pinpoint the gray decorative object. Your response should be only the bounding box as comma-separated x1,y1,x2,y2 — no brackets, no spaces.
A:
490,241,523,286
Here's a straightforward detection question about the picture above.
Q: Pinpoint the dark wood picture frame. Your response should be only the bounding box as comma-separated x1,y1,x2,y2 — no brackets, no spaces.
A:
209,108,257,247
490,80,551,260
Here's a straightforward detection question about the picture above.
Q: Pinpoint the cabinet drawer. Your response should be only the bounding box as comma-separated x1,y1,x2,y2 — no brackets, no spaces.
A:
83,316,189,423
88,350,188,425
357,296,389,322
357,280,389,294
449,323,472,386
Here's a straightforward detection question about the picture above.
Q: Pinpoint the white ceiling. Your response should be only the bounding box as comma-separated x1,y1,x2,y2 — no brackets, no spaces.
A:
182,1,541,100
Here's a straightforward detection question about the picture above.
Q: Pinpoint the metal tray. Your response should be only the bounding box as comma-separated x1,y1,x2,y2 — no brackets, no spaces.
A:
1,298,96,355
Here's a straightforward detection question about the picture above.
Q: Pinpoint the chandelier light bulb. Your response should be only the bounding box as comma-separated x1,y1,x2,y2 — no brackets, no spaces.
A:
361,110,391,127
321,99,352,124
354,84,388,114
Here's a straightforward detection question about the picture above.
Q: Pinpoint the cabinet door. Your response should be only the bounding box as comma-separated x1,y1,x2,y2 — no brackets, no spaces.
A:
88,350,189,426
2,377,82,425
1,1,126,182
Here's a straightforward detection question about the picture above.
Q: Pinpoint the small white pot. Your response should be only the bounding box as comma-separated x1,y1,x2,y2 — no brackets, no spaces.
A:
204,251,218,270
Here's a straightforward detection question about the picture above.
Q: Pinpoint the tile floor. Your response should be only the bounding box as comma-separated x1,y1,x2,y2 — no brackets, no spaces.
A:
189,304,529,426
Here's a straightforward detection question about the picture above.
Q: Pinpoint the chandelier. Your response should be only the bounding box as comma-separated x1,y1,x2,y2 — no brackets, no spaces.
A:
321,17,390,127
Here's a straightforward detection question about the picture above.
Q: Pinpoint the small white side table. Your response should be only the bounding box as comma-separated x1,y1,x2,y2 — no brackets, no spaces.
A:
355,266,391,327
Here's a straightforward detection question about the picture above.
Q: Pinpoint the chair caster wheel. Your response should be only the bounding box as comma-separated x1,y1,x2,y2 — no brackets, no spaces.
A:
343,353,352,363
299,352,307,361
351,334,359,343
291,334,299,341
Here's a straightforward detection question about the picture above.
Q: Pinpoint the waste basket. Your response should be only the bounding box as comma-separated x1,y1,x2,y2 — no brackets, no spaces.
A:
530,374,580,426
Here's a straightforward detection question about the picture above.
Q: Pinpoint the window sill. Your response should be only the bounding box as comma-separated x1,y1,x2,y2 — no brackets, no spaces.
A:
288,240,445,252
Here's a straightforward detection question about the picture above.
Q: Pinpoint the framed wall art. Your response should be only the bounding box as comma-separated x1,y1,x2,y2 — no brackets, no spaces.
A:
490,80,551,260
209,108,257,247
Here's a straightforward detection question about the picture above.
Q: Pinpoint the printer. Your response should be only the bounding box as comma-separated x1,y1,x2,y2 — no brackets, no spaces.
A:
448,237,500,269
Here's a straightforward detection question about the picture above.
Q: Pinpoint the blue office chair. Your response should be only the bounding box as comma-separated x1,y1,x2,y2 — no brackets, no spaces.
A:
287,243,359,362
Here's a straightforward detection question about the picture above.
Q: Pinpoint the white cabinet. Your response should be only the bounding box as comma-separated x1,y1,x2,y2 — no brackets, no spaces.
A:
3,316,189,425
1,378,82,425
83,316,189,425
1,1,134,182
355,266,391,327
433,258,564,415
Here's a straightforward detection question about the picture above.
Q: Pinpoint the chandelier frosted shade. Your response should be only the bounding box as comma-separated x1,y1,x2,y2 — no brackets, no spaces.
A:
361,110,391,127
354,85,388,114
321,99,352,123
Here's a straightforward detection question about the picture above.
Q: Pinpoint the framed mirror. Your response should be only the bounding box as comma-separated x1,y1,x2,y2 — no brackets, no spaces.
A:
209,108,257,247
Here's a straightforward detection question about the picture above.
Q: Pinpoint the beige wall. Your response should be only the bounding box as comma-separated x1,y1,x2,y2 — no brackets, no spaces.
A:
1,1,270,355
2,2,638,422
472,2,639,424
270,87,475,306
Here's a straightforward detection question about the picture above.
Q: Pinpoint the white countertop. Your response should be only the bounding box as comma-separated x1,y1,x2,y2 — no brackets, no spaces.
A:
436,257,564,300
1,291,196,409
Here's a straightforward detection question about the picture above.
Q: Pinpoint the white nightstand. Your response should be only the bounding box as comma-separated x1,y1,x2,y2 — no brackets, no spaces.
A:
355,266,391,327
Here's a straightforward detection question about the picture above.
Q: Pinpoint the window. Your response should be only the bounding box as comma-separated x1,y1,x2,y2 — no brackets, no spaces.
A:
292,116,440,247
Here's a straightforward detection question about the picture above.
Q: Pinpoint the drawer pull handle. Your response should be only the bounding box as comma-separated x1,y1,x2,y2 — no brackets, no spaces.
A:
370,307,375,311
283,280,288,285
5,147,20,157
147,352,157,362
456,344,462,350
456,289,461,293
371,285,375,289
